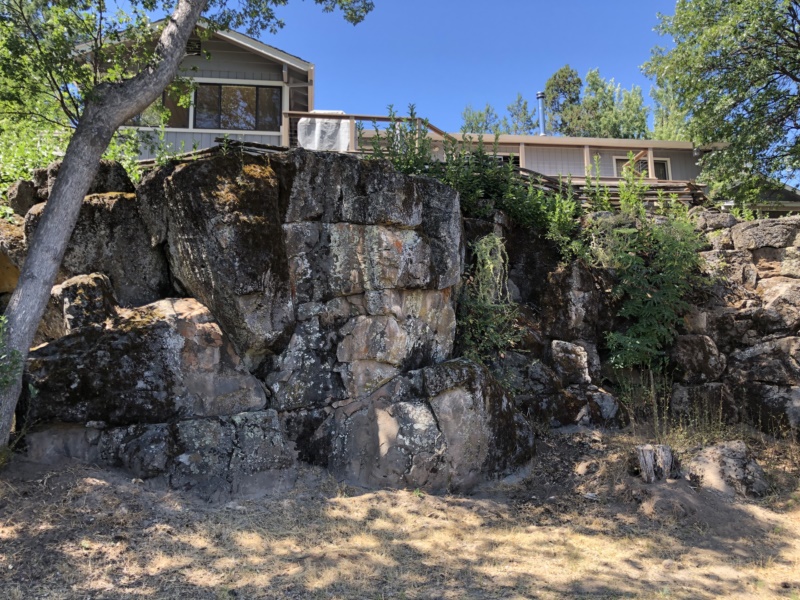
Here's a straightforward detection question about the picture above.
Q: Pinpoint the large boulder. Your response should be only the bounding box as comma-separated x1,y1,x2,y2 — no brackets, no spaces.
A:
670,335,727,384
0,215,24,295
24,193,171,306
316,358,534,492
37,159,135,201
730,216,800,250
24,410,298,501
6,180,38,216
136,149,463,374
22,298,267,427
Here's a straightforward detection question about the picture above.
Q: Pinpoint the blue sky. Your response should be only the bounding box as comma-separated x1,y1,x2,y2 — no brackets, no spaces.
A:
265,0,679,131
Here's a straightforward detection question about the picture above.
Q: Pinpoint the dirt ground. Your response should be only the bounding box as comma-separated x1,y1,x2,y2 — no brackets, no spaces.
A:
1,428,799,600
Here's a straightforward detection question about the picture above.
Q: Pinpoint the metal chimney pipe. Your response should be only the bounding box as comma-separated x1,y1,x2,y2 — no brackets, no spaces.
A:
536,91,546,136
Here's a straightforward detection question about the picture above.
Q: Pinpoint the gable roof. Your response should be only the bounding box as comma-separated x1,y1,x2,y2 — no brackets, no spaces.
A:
195,22,313,72
75,20,313,73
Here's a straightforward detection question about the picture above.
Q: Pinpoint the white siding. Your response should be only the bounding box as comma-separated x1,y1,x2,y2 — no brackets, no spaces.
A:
137,131,281,160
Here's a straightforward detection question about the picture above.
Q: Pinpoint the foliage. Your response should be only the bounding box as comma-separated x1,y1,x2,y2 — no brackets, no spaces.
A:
544,67,649,138
461,103,502,135
438,135,521,219
544,65,582,135
584,155,612,211
363,104,433,176
587,203,706,369
456,234,520,365
645,0,800,202
650,82,690,141
460,93,537,135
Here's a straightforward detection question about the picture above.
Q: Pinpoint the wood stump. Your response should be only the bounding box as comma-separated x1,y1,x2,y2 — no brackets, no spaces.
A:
635,444,676,483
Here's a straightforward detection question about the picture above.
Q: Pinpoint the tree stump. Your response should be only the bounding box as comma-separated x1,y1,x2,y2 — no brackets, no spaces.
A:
636,444,676,483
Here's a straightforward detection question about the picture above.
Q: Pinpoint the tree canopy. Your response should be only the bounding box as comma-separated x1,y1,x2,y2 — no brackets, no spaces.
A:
461,93,537,135
646,0,800,201
543,67,649,139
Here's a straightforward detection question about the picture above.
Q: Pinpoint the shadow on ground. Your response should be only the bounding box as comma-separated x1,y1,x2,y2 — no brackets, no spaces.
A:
0,432,799,600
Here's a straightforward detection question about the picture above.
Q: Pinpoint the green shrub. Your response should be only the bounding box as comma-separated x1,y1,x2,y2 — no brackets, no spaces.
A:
588,209,706,369
362,104,433,177
456,234,520,365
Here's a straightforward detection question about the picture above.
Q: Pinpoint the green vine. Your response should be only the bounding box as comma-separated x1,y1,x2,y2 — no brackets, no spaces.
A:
456,234,520,365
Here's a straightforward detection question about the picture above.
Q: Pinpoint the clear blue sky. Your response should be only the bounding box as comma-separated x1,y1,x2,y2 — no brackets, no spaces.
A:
265,0,679,131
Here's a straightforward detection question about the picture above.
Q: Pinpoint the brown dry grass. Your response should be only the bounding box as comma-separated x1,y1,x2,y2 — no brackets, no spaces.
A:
1,430,799,600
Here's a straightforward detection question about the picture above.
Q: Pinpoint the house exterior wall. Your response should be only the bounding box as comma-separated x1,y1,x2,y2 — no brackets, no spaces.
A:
133,33,310,159
523,145,701,181
524,147,585,178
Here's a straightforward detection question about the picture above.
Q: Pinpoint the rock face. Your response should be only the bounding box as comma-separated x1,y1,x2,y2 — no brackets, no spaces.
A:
319,359,534,492
24,193,171,306
17,148,537,496
30,159,135,202
25,298,268,426
137,150,462,371
492,208,800,434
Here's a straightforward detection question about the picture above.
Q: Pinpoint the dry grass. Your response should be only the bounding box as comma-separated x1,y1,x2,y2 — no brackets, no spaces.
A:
0,431,799,600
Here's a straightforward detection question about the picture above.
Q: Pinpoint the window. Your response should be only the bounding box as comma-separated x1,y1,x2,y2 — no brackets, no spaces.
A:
125,89,189,128
194,84,282,131
614,157,671,180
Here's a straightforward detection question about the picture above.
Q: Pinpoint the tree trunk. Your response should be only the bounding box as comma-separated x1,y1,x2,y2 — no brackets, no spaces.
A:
0,0,207,447
635,444,677,483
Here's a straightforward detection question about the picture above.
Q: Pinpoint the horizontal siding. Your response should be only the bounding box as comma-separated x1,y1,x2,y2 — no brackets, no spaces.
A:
658,150,701,181
178,37,285,82
524,147,585,178
528,146,701,181
137,131,281,160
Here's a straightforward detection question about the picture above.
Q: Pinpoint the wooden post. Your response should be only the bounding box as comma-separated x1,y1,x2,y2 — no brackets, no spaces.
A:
349,116,357,152
647,147,656,180
281,112,290,148
519,143,526,170
584,145,592,175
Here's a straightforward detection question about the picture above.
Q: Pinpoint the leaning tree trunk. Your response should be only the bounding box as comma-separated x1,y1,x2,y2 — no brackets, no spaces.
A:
0,0,208,447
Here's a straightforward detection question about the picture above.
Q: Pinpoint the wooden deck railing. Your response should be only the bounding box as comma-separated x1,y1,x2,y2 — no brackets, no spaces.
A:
280,110,452,152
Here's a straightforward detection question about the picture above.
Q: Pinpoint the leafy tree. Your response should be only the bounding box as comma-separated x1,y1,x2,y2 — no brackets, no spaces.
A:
501,93,537,135
646,0,800,201
0,0,375,448
544,66,649,138
650,82,690,142
543,64,582,135
461,103,501,135
460,94,537,135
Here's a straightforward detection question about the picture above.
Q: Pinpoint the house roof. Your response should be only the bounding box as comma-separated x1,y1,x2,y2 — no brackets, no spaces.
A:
75,20,313,73
447,133,721,152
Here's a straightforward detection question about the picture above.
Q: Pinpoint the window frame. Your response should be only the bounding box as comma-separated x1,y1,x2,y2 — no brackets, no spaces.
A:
124,78,287,135
613,155,672,180
193,82,282,133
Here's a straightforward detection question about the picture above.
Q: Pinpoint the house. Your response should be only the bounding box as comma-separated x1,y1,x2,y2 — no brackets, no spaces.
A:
127,25,314,159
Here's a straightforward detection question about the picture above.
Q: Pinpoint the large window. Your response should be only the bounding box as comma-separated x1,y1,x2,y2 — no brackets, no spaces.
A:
194,84,282,131
126,90,189,128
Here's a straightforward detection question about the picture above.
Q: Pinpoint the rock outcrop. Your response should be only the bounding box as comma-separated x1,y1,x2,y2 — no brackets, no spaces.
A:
495,209,800,434
15,148,535,496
